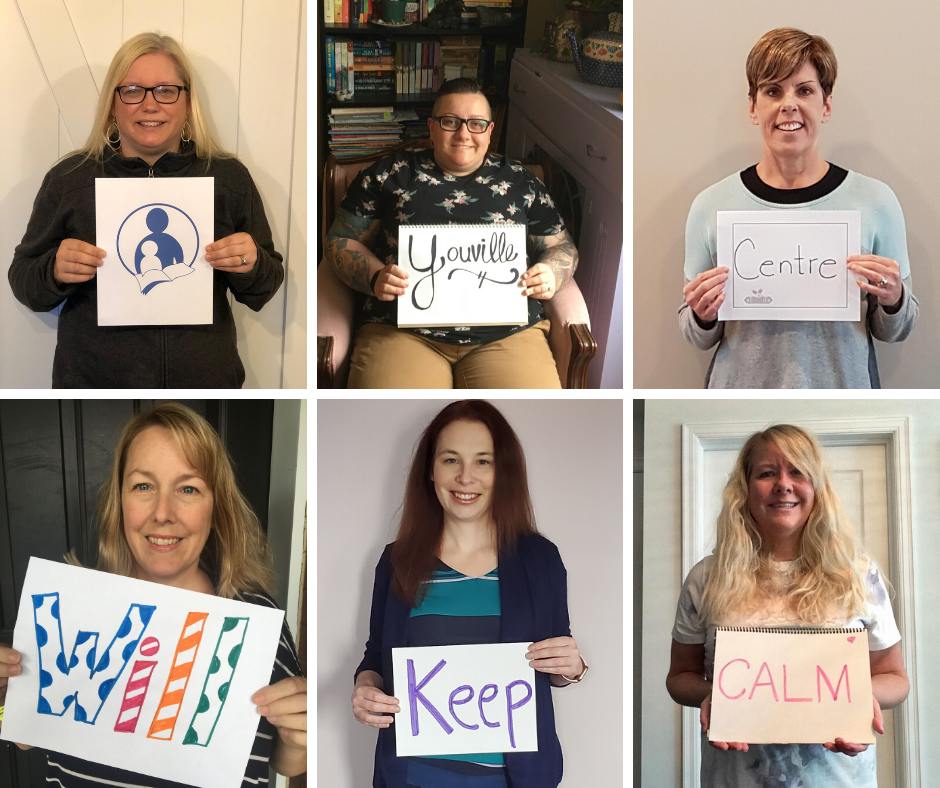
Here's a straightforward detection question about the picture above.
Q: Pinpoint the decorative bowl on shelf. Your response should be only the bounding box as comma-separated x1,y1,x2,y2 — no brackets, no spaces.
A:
566,28,623,88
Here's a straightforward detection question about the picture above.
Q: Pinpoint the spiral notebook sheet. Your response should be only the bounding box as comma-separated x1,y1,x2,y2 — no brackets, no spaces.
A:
708,626,874,745
396,224,529,328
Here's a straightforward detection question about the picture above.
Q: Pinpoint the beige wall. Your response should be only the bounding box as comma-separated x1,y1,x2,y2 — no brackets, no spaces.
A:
635,1,940,388
640,399,940,786
1,0,306,388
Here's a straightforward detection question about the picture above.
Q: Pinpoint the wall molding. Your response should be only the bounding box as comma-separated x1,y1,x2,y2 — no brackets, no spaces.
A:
680,417,920,788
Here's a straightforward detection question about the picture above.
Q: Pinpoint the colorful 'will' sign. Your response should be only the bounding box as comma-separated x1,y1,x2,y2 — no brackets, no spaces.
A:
708,627,874,745
1,558,284,788
392,642,538,757
716,210,862,322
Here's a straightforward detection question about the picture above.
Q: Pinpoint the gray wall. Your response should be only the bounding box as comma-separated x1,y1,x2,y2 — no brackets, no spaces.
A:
317,398,623,787
635,0,940,388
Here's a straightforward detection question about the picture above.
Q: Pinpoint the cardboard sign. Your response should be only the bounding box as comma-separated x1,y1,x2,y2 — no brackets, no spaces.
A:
96,177,214,326
1,558,284,788
709,627,874,744
392,642,537,757
716,211,861,321
396,224,529,327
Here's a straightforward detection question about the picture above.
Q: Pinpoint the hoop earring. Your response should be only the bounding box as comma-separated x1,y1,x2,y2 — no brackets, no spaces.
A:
106,119,121,151
181,121,193,144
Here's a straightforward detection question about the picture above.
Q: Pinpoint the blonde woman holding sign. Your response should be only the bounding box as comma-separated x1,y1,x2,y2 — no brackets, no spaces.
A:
351,400,586,787
680,28,918,388
8,33,284,388
0,403,306,785
666,424,909,786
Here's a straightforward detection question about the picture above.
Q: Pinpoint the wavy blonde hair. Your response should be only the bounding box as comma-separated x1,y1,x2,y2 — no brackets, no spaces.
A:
702,424,866,624
95,403,273,599
78,32,231,164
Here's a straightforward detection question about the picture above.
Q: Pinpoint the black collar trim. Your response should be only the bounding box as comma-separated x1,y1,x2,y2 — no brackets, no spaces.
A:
740,162,849,204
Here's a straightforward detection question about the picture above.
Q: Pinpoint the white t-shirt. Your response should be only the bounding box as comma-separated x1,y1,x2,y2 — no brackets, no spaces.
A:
672,556,901,788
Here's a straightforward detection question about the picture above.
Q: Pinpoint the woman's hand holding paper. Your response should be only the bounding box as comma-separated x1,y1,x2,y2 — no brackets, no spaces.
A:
847,255,903,309
206,233,257,273
54,239,106,285
254,676,307,749
520,263,557,299
683,266,729,325
373,259,409,301
822,696,883,757
352,670,400,728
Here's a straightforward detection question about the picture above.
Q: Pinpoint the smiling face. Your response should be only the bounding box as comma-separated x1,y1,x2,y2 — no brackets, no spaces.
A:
746,441,816,551
431,419,496,528
122,426,213,592
749,61,831,162
428,92,493,176
113,52,190,165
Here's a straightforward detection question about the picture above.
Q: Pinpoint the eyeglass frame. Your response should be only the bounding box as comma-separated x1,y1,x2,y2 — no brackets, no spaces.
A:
432,114,494,133
114,84,189,105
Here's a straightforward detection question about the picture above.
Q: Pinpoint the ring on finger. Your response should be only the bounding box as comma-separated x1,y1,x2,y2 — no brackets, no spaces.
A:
240,254,248,265
878,276,889,288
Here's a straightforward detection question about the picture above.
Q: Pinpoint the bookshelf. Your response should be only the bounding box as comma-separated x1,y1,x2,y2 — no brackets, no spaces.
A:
316,2,529,259
318,4,528,152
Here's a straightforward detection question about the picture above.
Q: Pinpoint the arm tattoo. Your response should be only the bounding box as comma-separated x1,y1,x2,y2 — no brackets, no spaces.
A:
529,229,578,289
326,208,383,295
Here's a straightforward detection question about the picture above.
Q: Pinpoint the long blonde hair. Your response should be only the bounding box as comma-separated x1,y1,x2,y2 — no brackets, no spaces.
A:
702,425,866,624
95,403,273,599
79,32,231,164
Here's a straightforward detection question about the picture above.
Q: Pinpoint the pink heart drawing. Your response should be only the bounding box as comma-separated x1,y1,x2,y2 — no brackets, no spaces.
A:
847,636,856,643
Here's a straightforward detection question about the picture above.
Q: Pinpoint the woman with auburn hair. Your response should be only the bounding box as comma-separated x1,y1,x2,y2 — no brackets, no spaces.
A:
8,32,283,388
666,424,909,786
351,400,587,788
680,28,917,388
0,403,306,785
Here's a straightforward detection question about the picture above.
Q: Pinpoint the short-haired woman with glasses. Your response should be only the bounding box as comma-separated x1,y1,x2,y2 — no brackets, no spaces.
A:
325,78,579,388
8,33,284,388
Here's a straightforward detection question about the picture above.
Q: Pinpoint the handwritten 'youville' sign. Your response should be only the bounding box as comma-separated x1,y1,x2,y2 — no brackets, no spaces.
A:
392,642,537,757
708,627,874,745
716,210,861,322
396,224,529,328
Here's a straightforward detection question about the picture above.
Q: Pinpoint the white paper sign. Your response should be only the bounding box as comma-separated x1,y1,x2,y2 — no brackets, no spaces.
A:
1,558,284,788
396,224,529,327
96,177,214,326
392,642,537,757
716,210,861,321
709,628,874,745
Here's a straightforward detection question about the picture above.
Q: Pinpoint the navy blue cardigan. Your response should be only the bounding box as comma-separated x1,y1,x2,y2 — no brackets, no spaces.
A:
356,533,570,788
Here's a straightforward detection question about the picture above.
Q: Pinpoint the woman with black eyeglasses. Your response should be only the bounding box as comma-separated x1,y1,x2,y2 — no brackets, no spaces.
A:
324,78,579,388
8,32,283,388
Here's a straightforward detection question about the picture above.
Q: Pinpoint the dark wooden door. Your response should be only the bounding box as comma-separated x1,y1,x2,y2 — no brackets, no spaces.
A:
0,399,273,786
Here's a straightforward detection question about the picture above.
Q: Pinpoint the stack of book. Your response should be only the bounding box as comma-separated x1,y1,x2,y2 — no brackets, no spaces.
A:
395,41,442,96
323,0,375,24
328,107,403,159
439,36,481,82
353,39,395,96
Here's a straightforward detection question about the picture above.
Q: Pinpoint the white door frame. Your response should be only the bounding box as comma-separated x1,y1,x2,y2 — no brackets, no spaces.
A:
680,417,920,788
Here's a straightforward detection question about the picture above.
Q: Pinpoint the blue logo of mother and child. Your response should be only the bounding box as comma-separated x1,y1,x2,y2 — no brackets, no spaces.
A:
116,203,200,294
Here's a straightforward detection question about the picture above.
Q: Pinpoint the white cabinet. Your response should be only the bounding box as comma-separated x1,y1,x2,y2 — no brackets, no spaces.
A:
506,49,623,388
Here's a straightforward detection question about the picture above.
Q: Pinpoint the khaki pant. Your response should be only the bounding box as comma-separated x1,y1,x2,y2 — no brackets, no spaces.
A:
347,320,562,389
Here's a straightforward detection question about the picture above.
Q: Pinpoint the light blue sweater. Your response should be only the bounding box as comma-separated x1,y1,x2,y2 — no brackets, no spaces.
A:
680,169,918,388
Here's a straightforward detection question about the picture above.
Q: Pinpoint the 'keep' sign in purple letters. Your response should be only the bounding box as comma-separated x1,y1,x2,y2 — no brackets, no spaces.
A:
391,643,538,757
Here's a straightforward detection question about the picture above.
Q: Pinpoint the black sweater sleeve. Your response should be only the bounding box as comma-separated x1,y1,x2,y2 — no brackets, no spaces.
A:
8,166,80,311
220,162,285,311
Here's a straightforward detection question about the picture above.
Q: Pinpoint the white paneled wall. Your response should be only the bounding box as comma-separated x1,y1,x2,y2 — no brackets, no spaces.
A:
2,0,305,388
